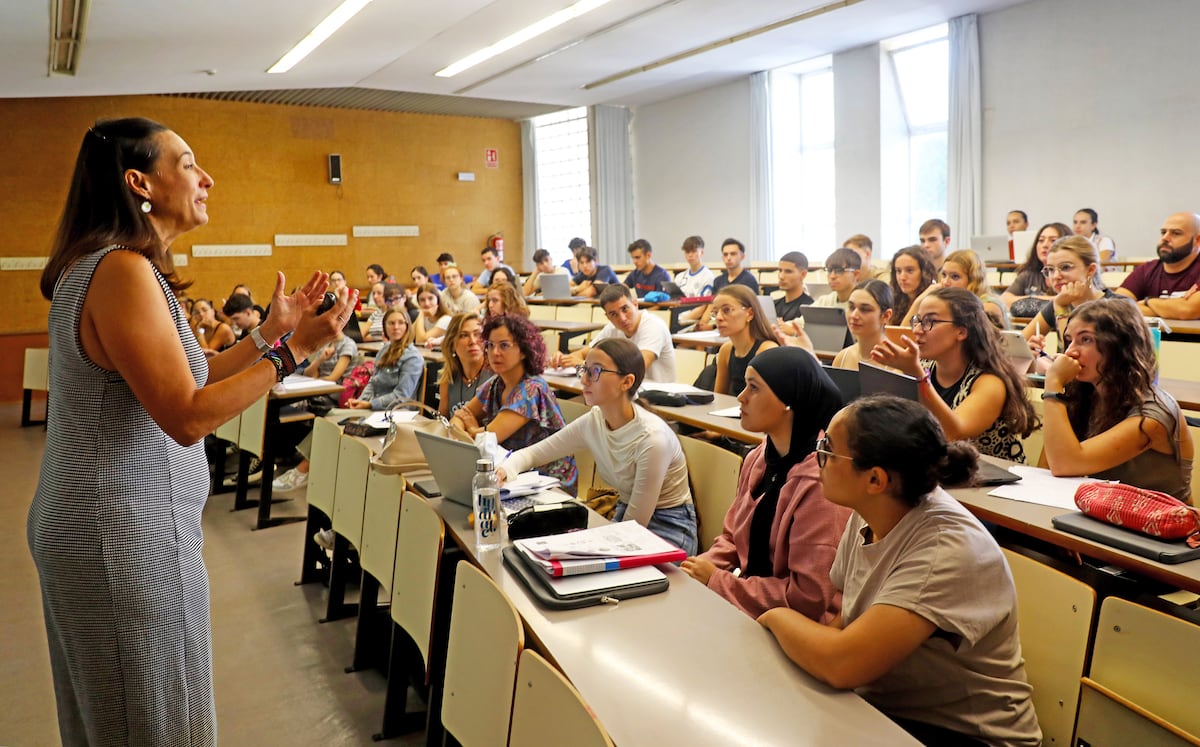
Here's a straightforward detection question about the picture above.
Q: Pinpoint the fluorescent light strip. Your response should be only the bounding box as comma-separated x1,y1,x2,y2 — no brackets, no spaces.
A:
436,0,612,78
268,0,374,74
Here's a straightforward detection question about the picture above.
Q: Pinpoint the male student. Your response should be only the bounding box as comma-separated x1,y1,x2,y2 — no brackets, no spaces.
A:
623,239,672,298
569,245,620,298
1116,211,1200,319
695,238,759,331
774,251,814,322
675,235,716,328
843,234,888,281
812,248,862,309
222,293,264,342
430,252,467,289
470,246,514,292
557,284,676,382
562,237,588,276
919,219,952,270
523,248,568,296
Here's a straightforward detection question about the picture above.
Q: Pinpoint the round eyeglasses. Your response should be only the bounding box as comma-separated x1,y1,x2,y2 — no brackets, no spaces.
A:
576,363,621,382
814,436,853,468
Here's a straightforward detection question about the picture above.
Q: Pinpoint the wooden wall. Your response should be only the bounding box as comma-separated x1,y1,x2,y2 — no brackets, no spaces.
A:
0,94,522,401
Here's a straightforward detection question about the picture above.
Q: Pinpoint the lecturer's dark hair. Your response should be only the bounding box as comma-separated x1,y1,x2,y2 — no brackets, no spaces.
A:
842,395,979,506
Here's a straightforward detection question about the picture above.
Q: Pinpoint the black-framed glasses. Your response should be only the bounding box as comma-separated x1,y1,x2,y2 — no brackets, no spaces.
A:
576,363,621,382
909,314,956,332
826,266,850,276
814,436,853,468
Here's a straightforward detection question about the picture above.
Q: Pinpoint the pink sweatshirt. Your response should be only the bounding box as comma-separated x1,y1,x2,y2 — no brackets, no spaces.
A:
699,448,851,622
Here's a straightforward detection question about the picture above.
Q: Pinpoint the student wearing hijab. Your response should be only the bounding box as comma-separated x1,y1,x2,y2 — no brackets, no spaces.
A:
682,347,852,621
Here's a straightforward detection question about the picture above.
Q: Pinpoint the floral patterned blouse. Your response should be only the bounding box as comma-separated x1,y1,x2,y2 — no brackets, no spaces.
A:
476,374,577,490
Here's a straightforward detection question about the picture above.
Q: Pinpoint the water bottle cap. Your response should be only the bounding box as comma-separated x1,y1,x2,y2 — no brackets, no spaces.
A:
476,458,494,471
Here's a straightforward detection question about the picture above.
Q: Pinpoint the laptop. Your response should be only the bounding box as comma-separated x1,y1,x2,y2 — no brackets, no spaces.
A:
541,273,582,301
822,365,861,403
662,280,685,299
859,362,919,402
798,306,852,352
971,235,1012,264
1000,330,1034,376
414,430,482,507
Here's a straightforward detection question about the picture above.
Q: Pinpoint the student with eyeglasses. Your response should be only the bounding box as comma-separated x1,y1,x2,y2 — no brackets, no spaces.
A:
437,314,491,418
681,347,851,621
451,313,577,491
759,395,1041,747
871,287,1039,462
811,247,863,310
712,284,778,395
498,338,697,552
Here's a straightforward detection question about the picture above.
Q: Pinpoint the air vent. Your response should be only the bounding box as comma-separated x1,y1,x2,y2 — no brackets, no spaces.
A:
49,0,90,76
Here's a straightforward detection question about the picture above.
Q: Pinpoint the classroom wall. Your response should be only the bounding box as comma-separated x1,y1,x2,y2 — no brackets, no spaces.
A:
630,78,753,260
0,95,522,400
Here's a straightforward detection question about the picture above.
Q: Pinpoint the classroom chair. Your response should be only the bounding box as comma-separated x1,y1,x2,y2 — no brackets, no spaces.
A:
441,561,524,747
557,303,596,349
1001,549,1096,746
298,416,342,585
324,435,372,622
1020,387,1045,467
555,397,597,492
209,410,242,494
232,393,269,510
508,649,614,747
590,304,608,327
21,347,49,427
1159,340,1200,383
347,466,405,674
1189,423,1200,506
680,435,743,551
674,348,709,387
1076,596,1200,746
527,303,556,321
757,269,780,287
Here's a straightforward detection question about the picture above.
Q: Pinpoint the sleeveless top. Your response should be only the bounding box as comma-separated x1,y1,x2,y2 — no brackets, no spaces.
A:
930,363,1026,463
1090,388,1193,502
727,339,766,395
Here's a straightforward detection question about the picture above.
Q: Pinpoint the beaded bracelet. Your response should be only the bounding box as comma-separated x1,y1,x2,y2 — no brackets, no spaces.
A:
915,369,931,385
263,344,298,382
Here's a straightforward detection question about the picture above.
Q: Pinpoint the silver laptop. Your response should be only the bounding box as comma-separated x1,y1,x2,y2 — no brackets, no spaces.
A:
1000,330,1034,376
859,362,919,402
971,235,1011,264
799,306,852,352
414,430,482,507
540,273,573,300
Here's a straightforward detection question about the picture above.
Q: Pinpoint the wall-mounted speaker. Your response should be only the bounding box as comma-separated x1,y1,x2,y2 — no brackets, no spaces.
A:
328,154,342,184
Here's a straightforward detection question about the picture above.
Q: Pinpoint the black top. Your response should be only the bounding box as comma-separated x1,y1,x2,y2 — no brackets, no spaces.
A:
774,293,813,321
714,270,760,294
726,339,765,396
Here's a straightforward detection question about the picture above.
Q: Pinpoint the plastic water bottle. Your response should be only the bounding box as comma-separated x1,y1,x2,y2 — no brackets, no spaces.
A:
1147,317,1162,384
472,458,503,553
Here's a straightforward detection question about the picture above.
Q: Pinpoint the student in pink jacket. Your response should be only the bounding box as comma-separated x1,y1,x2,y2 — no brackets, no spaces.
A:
682,347,851,621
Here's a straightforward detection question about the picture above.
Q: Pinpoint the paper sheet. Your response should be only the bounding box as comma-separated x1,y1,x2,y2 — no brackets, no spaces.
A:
987,466,1092,511
710,406,741,418
673,330,724,341
518,520,681,560
272,375,336,394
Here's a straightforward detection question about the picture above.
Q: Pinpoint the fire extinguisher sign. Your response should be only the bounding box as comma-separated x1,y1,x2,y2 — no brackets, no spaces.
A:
485,148,499,169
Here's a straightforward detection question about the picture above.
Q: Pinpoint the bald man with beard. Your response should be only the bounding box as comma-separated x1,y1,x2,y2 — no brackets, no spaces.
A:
1116,212,1200,318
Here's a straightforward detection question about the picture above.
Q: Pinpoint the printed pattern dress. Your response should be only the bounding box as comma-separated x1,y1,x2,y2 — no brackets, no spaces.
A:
27,246,216,746
477,374,578,490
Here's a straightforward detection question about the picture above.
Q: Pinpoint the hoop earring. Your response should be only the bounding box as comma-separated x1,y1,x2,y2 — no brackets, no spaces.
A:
141,200,152,214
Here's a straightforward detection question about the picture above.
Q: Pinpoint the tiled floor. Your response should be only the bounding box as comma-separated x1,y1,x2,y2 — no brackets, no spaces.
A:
0,404,424,745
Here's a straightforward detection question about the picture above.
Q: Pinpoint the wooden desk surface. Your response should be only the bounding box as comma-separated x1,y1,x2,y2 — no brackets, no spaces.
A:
431,499,919,747
534,319,604,333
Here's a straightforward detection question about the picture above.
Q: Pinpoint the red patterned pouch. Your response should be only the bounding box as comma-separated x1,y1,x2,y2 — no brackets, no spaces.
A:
1074,482,1200,547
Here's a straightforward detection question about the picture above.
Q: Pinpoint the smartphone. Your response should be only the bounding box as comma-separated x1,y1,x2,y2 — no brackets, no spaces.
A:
317,291,337,315
883,325,913,349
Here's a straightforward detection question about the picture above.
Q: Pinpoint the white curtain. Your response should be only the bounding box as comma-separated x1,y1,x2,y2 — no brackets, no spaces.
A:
948,13,981,247
749,71,774,261
520,119,540,263
589,104,634,264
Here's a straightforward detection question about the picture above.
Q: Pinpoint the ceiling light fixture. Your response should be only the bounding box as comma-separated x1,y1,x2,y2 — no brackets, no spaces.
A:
49,0,91,76
267,0,374,74
435,0,613,79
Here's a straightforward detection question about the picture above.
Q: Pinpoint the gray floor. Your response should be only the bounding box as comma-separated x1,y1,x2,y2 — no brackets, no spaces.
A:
0,403,425,746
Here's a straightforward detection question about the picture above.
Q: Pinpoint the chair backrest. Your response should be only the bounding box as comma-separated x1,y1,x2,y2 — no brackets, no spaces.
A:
527,303,557,321
214,412,241,443
1002,548,1096,746
390,492,445,675
23,348,49,390
1159,340,1200,382
442,560,524,747
1020,386,1045,467
556,304,593,324
555,397,597,491
1077,596,1200,744
679,435,743,551
359,467,404,594
237,393,269,459
590,305,609,326
306,417,342,516
508,649,614,747
674,348,709,387
331,436,372,548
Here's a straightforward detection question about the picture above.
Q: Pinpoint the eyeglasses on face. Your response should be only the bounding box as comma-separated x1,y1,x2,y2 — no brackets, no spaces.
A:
1041,263,1078,278
483,340,517,353
909,314,955,332
814,436,853,468
713,304,749,317
826,266,850,276
576,363,621,381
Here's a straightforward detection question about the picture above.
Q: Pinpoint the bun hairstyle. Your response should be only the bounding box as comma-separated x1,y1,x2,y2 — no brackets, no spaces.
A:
843,395,979,505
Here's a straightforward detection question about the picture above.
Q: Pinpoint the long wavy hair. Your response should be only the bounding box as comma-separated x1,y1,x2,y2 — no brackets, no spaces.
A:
890,245,937,323
713,284,774,344
483,313,547,376
1015,222,1070,292
376,308,415,368
485,283,528,319
1063,299,1160,444
927,287,1039,438
41,117,189,299
438,313,488,386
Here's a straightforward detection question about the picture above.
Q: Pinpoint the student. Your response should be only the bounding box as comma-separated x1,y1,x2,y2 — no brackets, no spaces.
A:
712,284,778,395
938,249,1009,329
364,282,403,341
470,246,514,292
832,280,894,371
437,314,491,417
451,314,577,490
889,245,937,326
413,282,452,344
758,395,1041,747
919,219,952,270
345,308,423,410
523,248,567,296
674,235,716,328
681,347,851,621
561,237,588,275
439,264,481,315
222,293,262,343
1073,208,1116,261
1042,300,1193,501
499,338,697,552
1020,236,1122,363
1001,222,1068,318
774,251,814,322
873,287,1038,462
568,245,619,297
624,239,671,298
1116,211,1200,319
843,234,889,281
329,270,361,313
713,238,759,294
558,284,676,383
367,281,386,310
190,298,236,356
430,252,456,289
812,248,863,309
366,263,387,287
301,328,356,383
482,283,528,320
411,265,431,287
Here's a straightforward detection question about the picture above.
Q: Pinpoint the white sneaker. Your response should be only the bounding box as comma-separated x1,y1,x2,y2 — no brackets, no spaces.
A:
272,468,309,492
313,529,335,551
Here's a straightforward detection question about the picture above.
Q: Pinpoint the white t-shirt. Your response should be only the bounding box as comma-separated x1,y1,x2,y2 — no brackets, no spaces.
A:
593,312,677,383
674,265,715,297
441,287,481,315
812,291,849,310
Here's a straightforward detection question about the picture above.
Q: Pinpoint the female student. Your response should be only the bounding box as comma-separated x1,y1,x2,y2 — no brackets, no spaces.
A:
190,298,236,355
1021,236,1120,356
889,246,937,325
1001,222,1069,317
413,282,452,344
499,338,697,552
483,283,529,320
440,265,480,315
345,308,423,410
1043,299,1193,500
301,328,356,383
437,314,490,417
938,249,1010,329
832,280,894,370
489,266,519,289
759,396,1041,747
451,313,576,490
681,347,852,620
872,288,1038,462
712,284,778,395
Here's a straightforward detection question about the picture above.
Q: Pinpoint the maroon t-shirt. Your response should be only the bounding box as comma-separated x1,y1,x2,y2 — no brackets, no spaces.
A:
1121,257,1200,299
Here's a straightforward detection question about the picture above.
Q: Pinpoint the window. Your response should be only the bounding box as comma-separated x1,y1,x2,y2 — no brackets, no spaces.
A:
770,56,834,261
532,107,591,266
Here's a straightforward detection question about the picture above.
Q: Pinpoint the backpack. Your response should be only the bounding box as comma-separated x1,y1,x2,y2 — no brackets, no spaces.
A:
338,360,375,406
